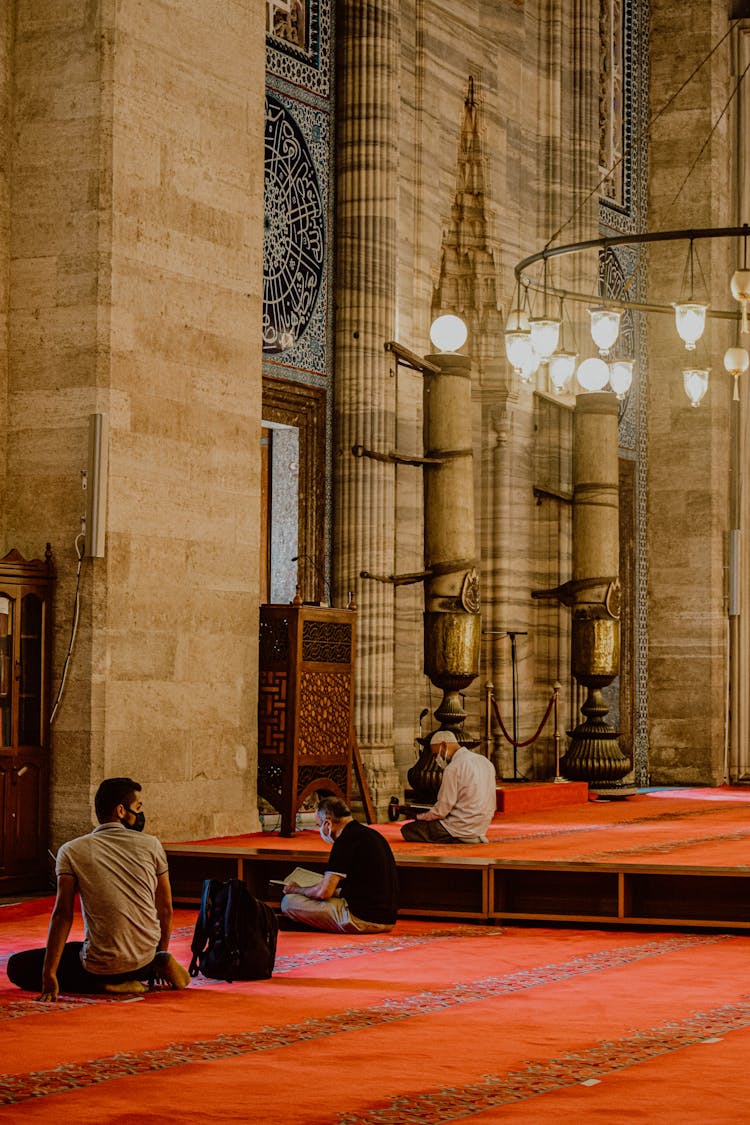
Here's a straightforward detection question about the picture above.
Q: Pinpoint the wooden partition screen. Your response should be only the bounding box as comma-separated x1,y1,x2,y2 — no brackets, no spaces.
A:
258,604,355,835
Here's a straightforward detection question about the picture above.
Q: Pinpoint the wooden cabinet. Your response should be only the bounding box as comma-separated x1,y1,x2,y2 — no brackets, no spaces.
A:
258,603,355,835
0,547,54,893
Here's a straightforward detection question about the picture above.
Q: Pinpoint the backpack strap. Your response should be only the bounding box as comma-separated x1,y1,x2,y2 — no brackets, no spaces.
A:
188,878,216,977
222,879,243,965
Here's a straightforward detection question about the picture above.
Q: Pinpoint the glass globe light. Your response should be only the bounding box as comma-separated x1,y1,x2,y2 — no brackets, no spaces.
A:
608,358,635,399
577,356,610,392
588,307,621,356
673,302,708,350
683,368,709,408
723,346,749,375
548,350,577,393
505,328,534,372
528,317,561,361
723,345,749,402
517,346,541,385
731,270,750,334
504,307,529,332
429,314,468,353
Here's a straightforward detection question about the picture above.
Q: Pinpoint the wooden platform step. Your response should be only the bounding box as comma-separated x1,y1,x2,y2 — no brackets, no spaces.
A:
165,841,750,930
496,781,588,814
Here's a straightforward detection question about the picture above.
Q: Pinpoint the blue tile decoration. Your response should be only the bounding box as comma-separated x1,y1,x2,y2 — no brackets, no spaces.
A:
264,1,334,588
599,0,650,787
264,0,333,382
266,0,330,99
263,93,326,364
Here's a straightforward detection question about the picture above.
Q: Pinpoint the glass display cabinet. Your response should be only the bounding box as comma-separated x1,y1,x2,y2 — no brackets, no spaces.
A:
0,547,54,893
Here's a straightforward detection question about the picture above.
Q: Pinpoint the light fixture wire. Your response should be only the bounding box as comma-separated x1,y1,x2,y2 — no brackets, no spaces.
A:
544,19,742,252
671,55,750,210
49,533,85,725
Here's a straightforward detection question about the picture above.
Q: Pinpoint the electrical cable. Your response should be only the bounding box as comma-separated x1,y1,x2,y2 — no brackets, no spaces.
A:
545,19,741,251
49,533,85,724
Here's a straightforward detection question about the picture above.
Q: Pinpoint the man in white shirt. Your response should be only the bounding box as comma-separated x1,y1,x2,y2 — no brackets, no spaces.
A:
401,730,497,844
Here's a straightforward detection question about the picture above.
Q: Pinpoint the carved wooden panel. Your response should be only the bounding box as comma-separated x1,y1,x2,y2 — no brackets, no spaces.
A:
301,620,352,664
258,604,355,834
298,670,352,759
258,670,288,754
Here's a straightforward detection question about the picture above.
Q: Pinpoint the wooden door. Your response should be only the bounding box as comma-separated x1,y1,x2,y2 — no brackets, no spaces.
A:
0,549,53,893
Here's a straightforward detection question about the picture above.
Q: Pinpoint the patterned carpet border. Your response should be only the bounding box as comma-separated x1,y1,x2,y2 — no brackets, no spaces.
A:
0,932,727,1106
336,1001,750,1124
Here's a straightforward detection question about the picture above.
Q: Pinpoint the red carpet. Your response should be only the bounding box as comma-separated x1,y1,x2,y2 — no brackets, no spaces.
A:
183,788,750,867
2,904,750,1122
4,793,750,1123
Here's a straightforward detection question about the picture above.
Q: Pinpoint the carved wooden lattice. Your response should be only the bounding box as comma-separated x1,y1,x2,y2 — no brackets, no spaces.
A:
301,620,352,663
298,670,351,759
258,604,355,834
258,670,288,754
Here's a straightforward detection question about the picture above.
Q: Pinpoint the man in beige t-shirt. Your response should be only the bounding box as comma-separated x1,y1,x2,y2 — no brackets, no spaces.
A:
6,777,189,1001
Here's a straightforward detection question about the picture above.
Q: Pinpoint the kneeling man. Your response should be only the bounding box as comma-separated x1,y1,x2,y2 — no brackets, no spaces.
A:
281,796,398,933
401,730,497,845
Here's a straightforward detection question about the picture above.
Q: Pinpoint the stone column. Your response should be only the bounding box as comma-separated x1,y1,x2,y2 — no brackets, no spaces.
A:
334,0,400,806
407,347,481,802
423,351,480,730
561,392,632,791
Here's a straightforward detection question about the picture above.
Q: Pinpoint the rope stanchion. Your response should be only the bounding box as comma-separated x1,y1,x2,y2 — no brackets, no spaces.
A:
486,683,563,780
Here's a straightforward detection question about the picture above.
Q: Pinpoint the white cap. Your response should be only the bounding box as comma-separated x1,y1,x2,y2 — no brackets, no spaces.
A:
429,730,458,746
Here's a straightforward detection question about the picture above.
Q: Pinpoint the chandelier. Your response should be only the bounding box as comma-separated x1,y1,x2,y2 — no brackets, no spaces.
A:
507,225,750,407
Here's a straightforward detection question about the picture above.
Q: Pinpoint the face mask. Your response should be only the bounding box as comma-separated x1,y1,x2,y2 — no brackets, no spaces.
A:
318,821,334,844
434,754,447,770
123,807,145,832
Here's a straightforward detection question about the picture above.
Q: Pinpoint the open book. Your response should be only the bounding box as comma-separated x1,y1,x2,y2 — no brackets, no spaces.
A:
269,866,325,888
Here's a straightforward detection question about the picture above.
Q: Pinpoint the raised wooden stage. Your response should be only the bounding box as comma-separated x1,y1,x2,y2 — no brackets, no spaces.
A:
165,785,750,930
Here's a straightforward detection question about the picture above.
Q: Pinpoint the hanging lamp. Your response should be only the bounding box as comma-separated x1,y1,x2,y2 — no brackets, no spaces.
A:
683,368,710,408
731,232,750,334
723,345,750,401
548,350,577,393
588,307,621,356
608,358,635,399
504,285,535,375
528,258,561,361
674,239,708,350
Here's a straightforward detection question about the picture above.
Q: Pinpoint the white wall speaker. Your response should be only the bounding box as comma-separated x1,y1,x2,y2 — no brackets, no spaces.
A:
728,528,741,618
85,413,109,558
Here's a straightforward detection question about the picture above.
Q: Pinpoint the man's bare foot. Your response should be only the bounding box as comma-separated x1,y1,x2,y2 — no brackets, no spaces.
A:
104,980,147,995
152,952,190,990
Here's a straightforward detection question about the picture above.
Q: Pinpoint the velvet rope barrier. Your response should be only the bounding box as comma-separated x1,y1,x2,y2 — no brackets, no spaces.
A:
489,687,557,748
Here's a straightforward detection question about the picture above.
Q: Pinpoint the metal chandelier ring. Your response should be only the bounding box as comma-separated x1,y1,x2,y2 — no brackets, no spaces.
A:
514,224,750,321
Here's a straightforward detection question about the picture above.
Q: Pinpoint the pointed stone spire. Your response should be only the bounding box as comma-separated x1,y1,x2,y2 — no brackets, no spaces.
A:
432,78,503,356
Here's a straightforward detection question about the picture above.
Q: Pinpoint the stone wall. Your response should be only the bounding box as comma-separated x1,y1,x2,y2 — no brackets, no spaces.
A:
5,2,265,844
0,4,9,543
390,0,600,776
646,0,735,783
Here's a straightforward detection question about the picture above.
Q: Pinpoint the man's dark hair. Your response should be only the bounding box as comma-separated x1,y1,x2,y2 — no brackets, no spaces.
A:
316,795,350,822
94,777,141,823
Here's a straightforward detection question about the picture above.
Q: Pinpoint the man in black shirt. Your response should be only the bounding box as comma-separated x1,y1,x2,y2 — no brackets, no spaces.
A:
281,796,398,933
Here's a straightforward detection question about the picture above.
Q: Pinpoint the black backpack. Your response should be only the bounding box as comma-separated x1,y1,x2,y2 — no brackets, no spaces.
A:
188,878,279,981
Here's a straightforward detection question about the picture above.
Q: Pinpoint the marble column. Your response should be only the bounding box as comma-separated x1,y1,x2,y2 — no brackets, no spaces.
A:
334,0,400,807
562,392,632,790
423,351,480,732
